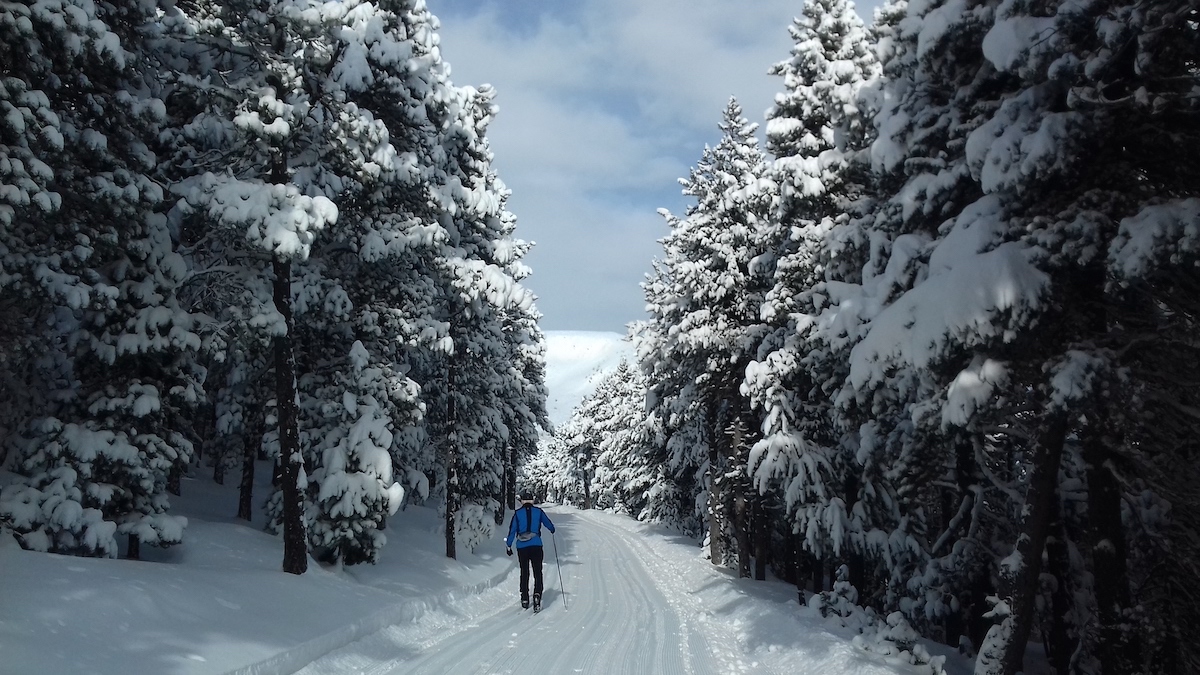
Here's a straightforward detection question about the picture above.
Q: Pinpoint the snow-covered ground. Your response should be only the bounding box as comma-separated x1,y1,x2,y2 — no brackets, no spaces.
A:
543,331,635,427
0,466,970,675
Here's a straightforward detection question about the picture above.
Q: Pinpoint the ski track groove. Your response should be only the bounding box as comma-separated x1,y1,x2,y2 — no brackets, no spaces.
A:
294,508,721,675
578,510,775,675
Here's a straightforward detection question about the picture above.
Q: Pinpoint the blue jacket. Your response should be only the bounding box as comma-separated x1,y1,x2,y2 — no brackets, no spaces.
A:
506,504,555,549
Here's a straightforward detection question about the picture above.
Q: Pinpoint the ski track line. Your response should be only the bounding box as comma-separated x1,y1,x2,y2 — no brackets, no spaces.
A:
576,511,781,675
293,508,710,674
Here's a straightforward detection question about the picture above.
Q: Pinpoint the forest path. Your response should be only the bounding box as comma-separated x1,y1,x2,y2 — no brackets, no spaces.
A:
294,507,766,675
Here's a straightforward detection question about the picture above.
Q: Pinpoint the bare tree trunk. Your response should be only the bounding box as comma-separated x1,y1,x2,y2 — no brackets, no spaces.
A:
706,462,723,565
974,414,1067,675
967,568,992,654
127,534,140,561
274,257,307,576
843,471,865,593
734,489,750,577
206,403,221,483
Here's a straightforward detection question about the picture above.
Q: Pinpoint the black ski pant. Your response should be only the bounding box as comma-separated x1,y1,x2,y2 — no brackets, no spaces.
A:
517,545,545,601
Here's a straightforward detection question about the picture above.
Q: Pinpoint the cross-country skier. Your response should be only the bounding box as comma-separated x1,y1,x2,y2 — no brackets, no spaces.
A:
506,490,556,611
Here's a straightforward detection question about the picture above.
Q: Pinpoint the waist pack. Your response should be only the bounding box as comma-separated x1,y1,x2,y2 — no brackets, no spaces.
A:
516,504,539,543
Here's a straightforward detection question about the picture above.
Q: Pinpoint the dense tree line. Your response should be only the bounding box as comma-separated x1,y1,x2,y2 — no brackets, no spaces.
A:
528,0,1200,672
0,0,547,571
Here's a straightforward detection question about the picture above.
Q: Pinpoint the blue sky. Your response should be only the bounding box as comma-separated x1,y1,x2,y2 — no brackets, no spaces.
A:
427,0,881,332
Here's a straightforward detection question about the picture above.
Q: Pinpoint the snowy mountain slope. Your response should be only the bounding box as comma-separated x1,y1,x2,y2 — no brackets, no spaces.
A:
543,330,636,427
0,466,968,675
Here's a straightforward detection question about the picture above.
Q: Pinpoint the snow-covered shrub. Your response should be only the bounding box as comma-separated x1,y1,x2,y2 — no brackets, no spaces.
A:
809,564,874,631
810,566,946,675
853,611,947,675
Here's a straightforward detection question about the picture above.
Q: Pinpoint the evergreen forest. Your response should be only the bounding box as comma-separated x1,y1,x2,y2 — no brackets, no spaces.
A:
532,0,1200,673
2,0,1199,673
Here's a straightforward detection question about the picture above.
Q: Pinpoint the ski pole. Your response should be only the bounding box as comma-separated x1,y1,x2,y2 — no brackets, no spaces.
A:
552,531,567,611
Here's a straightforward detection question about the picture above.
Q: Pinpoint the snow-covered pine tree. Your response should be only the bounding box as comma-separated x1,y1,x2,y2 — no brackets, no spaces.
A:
587,361,657,516
0,0,204,558
493,244,550,517
556,366,618,510
162,0,376,572
746,0,881,599
523,433,583,506
412,81,540,558
817,0,1200,670
306,341,404,566
1084,0,1200,669
765,0,879,220
643,98,775,573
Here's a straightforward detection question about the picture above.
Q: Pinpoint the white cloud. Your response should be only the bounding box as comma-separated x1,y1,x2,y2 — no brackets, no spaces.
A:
428,0,880,331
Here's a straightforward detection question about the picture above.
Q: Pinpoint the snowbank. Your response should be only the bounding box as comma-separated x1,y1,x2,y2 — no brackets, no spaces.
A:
0,466,510,675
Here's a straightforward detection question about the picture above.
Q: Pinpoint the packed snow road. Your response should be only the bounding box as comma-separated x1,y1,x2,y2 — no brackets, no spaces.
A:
294,507,755,675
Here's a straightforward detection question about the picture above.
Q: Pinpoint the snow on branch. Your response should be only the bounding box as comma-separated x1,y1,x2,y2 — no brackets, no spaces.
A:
182,174,337,260
1110,197,1200,279
847,196,1050,392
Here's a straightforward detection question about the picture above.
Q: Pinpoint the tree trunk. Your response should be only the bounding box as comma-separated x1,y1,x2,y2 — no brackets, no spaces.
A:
168,461,183,496
842,470,865,594
495,448,508,526
273,257,307,576
127,534,140,560
967,565,993,653
580,448,592,510
792,526,805,603
507,443,518,511
754,496,769,581
974,414,1067,675
202,402,218,477
1044,498,1074,675
706,419,725,566
237,407,263,521
734,488,750,578
730,418,751,579
445,353,459,560
1085,434,1139,673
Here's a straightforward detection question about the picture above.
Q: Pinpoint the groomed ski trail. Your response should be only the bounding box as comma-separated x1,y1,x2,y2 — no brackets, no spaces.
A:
293,507,759,675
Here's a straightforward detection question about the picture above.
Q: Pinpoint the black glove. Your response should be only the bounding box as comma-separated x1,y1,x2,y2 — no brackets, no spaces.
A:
506,547,513,556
